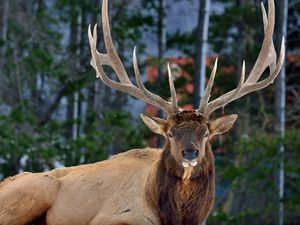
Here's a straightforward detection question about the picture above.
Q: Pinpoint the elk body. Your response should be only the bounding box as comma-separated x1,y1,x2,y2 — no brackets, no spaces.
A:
0,0,284,225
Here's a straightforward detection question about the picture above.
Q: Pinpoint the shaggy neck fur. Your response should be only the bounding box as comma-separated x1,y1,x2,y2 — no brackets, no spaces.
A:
147,143,215,225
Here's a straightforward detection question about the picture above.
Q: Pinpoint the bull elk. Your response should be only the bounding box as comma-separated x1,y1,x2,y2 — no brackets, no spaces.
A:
0,0,284,224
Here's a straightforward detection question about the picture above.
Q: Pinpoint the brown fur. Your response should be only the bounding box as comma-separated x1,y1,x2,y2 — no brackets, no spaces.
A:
148,142,215,225
0,111,235,225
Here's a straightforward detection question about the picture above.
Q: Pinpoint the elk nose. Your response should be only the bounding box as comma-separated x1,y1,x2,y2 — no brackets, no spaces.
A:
182,149,199,160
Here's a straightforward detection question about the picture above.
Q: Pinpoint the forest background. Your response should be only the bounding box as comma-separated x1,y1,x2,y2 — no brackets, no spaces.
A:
0,0,299,224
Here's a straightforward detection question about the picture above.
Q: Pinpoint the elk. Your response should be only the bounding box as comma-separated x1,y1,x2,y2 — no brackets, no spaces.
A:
0,0,284,224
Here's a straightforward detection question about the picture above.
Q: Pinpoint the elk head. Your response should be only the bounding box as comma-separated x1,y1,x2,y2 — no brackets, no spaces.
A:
88,0,285,174
140,111,237,169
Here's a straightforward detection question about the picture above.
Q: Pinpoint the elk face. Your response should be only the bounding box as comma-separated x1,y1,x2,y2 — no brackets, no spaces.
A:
167,120,208,168
141,111,238,168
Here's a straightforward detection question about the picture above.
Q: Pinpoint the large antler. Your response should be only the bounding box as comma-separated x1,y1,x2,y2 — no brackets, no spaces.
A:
88,0,179,114
198,0,285,116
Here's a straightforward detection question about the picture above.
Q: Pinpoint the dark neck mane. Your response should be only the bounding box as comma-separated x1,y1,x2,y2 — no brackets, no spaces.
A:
147,144,215,225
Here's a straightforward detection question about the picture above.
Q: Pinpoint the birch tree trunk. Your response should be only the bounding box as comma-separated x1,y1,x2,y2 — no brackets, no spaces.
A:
193,0,211,108
275,1,288,225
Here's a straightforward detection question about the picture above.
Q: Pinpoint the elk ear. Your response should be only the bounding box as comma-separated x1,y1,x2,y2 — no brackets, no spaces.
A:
209,114,238,137
140,114,168,136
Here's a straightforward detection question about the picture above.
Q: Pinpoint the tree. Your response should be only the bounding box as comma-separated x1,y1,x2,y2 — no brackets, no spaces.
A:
275,0,289,224
194,0,211,109
157,0,167,147
0,0,8,70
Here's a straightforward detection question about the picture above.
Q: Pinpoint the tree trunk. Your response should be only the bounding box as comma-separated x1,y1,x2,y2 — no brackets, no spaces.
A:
66,4,79,140
14,49,24,110
75,2,88,140
275,0,288,225
0,0,9,69
32,0,45,116
157,0,166,147
193,0,211,108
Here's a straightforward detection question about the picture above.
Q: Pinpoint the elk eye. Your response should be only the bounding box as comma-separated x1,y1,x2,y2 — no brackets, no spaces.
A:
168,131,174,138
204,132,209,138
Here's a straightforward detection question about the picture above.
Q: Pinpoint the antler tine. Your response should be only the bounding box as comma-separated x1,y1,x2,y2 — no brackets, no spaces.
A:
200,0,285,116
88,24,117,84
133,48,176,112
261,1,276,74
167,63,179,112
246,0,276,84
237,60,246,92
88,0,180,115
133,47,146,90
198,58,218,113
252,36,285,87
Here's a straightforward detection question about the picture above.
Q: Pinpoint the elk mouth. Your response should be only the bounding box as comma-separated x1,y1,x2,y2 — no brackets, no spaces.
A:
181,159,198,168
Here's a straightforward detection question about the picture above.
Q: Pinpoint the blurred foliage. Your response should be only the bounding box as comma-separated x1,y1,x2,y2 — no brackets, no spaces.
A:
0,0,299,224
0,0,148,178
208,130,300,225
0,108,144,177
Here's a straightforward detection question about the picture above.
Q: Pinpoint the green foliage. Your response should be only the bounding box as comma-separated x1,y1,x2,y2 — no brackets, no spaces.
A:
209,131,300,225
0,109,144,177
0,0,299,224
209,3,260,54
0,0,147,178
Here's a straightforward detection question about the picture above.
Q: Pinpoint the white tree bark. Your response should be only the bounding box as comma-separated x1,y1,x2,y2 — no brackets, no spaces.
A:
275,0,288,225
194,0,211,108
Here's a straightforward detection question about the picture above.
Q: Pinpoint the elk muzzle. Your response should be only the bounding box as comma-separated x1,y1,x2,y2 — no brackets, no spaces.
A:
181,149,199,168
182,149,199,161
